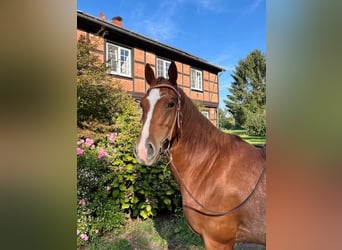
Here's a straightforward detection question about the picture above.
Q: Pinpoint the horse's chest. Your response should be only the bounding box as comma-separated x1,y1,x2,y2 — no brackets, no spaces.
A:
182,208,204,235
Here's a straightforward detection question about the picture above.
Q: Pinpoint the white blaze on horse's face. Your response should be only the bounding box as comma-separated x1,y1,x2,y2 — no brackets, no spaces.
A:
135,88,161,165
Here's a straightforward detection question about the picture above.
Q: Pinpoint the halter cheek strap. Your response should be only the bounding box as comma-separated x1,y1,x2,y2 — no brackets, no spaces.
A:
148,83,183,148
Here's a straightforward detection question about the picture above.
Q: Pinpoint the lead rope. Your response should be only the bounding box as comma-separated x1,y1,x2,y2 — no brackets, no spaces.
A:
165,149,266,217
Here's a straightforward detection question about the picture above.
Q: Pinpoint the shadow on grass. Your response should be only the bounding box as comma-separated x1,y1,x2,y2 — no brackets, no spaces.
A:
152,212,205,250
83,218,168,250
84,238,131,250
153,212,265,250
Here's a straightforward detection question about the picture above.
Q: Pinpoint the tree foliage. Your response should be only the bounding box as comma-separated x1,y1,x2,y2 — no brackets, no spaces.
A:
224,49,266,135
77,35,130,136
218,108,234,130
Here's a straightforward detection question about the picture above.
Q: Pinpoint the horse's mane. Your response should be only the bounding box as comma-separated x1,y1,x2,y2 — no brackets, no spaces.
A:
156,76,165,83
177,87,232,152
175,87,263,161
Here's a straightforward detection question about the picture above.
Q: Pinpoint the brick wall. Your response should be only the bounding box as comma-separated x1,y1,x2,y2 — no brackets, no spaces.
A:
77,28,218,126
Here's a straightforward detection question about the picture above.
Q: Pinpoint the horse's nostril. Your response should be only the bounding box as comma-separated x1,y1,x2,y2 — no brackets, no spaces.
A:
147,143,155,157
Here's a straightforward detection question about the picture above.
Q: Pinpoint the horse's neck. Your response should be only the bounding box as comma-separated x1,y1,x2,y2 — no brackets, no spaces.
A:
170,95,218,171
186,95,217,137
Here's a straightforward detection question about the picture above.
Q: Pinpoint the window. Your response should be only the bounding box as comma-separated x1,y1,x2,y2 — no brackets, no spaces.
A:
156,58,171,78
190,68,203,91
201,110,209,119
106,42,131,77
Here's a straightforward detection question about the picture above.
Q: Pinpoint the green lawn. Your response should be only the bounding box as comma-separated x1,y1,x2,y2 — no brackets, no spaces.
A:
224,129,266,146
81,213,265,250
81,213,204,250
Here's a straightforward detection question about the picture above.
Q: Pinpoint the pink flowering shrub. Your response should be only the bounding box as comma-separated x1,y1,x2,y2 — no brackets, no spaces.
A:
77,135,125,246
97,148,107,159
77,131,180,247
76,148,84,155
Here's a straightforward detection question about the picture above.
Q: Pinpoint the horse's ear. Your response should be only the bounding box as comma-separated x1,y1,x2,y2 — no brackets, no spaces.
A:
145,63,156,86
168,61,177,86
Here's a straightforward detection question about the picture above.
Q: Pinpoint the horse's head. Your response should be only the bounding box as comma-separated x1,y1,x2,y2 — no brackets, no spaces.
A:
134,61,181,166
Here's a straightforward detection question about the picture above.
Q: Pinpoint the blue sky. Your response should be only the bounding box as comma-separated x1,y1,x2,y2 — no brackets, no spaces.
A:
77,0,265,109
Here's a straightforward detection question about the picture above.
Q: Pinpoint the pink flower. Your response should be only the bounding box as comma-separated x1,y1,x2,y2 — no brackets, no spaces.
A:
95,229,99,234
80,233,88,241
77,147,84,155
106,186,110,191
85,138,94,147
79,199,86,206
77,139,85,145
77,230,80,235
108,133,117,143
98,148,107,159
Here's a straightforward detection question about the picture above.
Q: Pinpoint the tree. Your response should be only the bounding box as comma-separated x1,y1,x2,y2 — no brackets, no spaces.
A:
218,108,234,130
224,49,266,135
77,35,140,139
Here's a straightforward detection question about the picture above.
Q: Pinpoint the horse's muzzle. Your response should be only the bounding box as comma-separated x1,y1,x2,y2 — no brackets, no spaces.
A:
134,141,160,166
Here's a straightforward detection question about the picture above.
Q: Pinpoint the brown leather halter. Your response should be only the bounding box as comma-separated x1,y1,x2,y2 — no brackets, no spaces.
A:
148,83,183,150
147,83,266,217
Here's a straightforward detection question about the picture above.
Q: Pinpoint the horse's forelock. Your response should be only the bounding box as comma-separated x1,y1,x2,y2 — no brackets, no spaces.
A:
156,76,165,83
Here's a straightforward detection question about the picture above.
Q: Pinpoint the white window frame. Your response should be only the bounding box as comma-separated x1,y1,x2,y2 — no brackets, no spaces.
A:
156,58,171,78
106,42,132,77
190,68,203,91
201,110,209,119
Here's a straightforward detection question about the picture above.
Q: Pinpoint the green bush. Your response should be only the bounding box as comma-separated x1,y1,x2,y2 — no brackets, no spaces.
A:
77,136,125,247
77,79,126,126
243,109,266,136
219,115,235,130
77,133,181,246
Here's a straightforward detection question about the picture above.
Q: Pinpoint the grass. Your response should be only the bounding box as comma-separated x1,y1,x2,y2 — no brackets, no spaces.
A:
81,212,265,250
81,212,204,250
224,129,266,146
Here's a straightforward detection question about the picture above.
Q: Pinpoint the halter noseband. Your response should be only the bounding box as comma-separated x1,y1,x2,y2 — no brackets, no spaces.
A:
148,83,183,151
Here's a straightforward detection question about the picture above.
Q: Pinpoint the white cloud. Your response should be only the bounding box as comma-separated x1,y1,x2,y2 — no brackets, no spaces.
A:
127,0,181,43
141,19,176,42
242,0,263,15
196,0,264,15
198,0,227,13
210,45,240,72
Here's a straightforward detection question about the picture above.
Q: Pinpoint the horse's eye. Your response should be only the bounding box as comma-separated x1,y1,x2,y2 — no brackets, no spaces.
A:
167,101,175,108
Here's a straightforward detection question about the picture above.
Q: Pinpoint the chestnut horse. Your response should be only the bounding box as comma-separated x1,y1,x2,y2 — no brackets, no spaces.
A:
134,62,266,249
